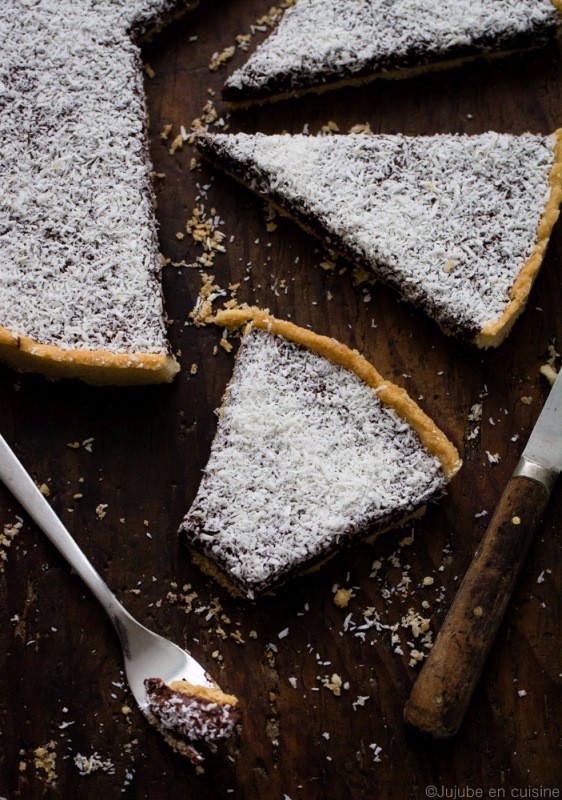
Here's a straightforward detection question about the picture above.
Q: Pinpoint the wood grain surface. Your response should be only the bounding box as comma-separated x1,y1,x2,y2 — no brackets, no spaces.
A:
0,2,561,798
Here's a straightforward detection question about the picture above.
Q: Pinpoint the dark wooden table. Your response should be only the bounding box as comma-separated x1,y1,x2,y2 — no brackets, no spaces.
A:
1,2,561,798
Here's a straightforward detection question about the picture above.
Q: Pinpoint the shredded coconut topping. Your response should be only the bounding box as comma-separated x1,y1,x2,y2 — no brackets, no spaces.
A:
144,680,238,744
0,0,181,352
147,695,237,741
182,328,447,597
199,132,557,337
224,0,560,99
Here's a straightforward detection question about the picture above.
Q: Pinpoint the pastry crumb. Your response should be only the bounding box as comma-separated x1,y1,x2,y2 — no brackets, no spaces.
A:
349,122,372,135
0,520,22,573
540,363,558,385
321,673,348,696
320,120,339,134
33,741,57,784
209,45,236,72
333,587,353,608
169,134,184,156
236,33,252,50
160,123,173,140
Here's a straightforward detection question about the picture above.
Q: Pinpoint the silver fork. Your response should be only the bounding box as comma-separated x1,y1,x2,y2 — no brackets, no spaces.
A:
0,433,214,712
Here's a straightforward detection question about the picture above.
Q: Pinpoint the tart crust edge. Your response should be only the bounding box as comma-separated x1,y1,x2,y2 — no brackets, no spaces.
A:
188,505,428,599
0,327,179,385
477,127,562,347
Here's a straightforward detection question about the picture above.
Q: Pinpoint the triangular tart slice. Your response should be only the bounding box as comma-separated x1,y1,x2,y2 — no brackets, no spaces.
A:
222,0,562,106
197,131,562,346
180,309,461,599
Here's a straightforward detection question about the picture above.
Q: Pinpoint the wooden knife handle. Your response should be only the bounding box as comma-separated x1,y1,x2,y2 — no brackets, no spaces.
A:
404,475,550,739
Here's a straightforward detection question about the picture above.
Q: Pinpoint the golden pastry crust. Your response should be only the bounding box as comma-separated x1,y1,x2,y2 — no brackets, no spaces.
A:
476,127,562,347
169,681,238,707
211,307,462,479
0,326,179,385
190,550,248,598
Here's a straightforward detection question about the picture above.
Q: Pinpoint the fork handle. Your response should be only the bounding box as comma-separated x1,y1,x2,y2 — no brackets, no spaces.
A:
404,475,550,738
0,433,131,627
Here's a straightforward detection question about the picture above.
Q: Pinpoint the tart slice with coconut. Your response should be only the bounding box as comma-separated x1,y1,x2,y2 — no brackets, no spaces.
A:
197,130,562,347
180,308,461,599
222,0,562,106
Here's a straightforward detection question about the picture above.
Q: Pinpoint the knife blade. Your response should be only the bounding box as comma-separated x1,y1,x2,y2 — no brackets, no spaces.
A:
404,369,562,739
514,366,562,491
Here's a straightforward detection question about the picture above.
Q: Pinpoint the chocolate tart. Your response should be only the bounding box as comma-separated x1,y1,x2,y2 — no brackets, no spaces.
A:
223,0,562,107
197,131,562,347
0,1,192,384
180,308,461,599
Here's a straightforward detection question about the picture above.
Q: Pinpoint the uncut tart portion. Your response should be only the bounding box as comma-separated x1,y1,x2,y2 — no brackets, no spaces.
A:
180,309,461,600
0,0,187,385
197,131,562,347
222,0,562,106
144,678,240,765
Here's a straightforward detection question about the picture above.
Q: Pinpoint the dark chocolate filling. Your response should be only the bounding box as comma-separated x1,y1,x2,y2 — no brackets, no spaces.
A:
184,483,444,598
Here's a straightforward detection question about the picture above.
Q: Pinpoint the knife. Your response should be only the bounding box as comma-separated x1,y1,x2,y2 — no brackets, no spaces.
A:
404,367,562,739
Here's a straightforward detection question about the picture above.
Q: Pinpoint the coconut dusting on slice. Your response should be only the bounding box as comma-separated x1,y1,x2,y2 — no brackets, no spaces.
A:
0,1,184,370
223,0,561,102
197,131,562,344
181,313,460,598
